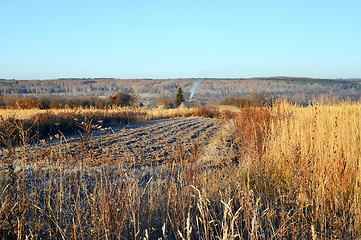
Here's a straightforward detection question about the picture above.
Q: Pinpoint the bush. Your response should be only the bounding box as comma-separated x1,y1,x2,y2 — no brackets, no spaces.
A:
107,92,136,107
194,106,221,118
156,96,174,109
219,96,241,107
14,98,42,109
219,93,270,108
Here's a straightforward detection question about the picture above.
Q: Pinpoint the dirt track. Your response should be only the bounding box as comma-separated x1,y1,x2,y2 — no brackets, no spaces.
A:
24,117,221,167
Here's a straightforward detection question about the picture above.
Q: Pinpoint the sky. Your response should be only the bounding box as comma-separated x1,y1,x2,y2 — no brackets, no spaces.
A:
1,0,361,79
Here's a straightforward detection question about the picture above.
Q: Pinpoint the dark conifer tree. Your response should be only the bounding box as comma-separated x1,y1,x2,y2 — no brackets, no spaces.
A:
175,87,185,107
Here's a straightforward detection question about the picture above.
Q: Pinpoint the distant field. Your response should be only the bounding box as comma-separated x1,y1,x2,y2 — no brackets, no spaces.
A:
0,107,147,120
1,102,361,239
0,105,237,120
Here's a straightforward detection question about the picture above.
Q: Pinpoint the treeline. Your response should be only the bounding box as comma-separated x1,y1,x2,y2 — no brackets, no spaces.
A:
219,93,272,107
254,76,361,87
218,92,350,107
1,78,361,102
0,92,137,109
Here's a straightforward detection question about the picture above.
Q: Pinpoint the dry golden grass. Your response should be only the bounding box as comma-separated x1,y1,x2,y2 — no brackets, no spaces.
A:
261,101,361,237
0,107,149,120
0,106,203,120
146,107,195,119
0,108,48,120
198,102,361,239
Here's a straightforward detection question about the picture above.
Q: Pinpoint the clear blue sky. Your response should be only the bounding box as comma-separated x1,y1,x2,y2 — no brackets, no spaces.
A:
1,0,361,79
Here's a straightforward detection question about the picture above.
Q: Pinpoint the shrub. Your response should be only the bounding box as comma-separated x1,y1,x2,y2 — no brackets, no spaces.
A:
107,92,136,107
219,96,241,107
194,106,221,118
14,98,43,109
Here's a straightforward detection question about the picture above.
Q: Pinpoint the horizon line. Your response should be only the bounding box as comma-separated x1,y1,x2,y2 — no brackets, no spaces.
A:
1,76,360,81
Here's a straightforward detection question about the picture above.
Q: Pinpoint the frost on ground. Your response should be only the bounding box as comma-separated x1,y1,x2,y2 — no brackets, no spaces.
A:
6,117,221,170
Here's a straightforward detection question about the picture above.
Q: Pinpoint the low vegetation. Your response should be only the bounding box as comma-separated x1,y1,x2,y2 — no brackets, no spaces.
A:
1,101,361,239
0,92,137,109
0,109,148,146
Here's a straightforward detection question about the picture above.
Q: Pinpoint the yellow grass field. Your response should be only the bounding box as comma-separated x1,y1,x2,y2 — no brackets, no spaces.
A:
0,107,148,120
262,102,361,236
0,105,238,121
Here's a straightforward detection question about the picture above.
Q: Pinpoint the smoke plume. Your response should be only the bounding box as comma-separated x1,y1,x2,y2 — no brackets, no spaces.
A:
189,81,201,100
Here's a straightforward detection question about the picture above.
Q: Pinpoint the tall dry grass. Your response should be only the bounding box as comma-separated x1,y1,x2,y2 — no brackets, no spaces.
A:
197,102,361,239
260,101,361,238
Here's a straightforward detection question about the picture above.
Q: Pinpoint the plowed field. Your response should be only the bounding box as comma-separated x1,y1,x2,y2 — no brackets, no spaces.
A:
20,117,220,167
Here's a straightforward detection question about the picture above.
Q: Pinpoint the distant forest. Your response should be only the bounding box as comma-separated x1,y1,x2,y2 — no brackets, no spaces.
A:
1,77,361,105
